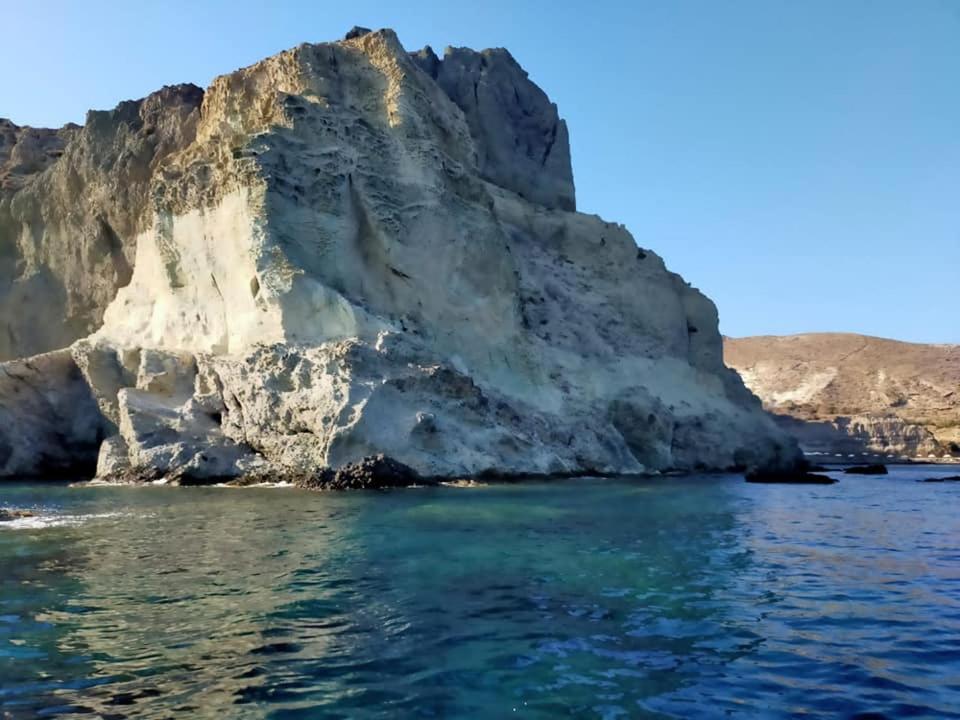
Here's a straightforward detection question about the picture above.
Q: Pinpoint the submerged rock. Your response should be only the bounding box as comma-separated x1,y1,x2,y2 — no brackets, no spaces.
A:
843,464,888,475
0,508,36,522
0,28,802,485
744,469,837,485
920,475,960,483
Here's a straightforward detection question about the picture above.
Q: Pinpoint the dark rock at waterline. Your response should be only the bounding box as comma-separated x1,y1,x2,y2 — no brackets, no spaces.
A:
806,464,829,472
843,464,888,475
0,508,35,522
296,454,428,491
919,475,960,483
744,469,837,485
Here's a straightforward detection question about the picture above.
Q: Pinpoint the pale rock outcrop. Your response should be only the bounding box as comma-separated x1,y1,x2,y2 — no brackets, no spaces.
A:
0,29,800,483
725,334,960,459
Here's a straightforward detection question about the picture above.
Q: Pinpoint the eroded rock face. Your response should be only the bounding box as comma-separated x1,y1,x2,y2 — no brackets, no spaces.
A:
0,85,204,360
0,28,801,483
725,333,960,460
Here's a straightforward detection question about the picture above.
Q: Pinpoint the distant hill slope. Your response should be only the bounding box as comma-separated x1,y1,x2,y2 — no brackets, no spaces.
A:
724,333,960,460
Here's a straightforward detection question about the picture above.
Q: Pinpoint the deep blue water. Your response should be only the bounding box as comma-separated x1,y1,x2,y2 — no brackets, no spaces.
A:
1,466,959,719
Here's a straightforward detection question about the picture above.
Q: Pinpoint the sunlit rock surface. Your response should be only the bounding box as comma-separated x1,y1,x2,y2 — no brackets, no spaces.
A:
0,29,799,482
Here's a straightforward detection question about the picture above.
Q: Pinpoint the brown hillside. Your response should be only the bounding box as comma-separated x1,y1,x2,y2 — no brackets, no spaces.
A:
724,333,960,458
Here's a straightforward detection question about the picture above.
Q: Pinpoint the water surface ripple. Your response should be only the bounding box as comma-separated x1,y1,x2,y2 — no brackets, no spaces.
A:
1,466,959,718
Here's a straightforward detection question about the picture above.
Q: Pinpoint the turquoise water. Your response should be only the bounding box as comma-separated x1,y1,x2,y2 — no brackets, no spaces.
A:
2,466,959,719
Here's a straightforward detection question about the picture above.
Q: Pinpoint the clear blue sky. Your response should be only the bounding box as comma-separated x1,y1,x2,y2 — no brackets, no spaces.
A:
3,0,958,343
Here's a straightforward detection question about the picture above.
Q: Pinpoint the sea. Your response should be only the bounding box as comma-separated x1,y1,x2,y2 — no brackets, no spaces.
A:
1,465,959,718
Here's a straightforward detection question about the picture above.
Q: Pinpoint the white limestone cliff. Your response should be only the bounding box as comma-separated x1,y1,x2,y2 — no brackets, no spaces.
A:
0,28,801,483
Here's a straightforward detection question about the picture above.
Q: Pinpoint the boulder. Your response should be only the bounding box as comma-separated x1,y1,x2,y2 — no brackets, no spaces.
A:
295,454,426,491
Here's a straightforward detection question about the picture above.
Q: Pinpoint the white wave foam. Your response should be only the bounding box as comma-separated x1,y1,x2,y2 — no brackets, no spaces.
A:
0,511,124,530
212,481,296,488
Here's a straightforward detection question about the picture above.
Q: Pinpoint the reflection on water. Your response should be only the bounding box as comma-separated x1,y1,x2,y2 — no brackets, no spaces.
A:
1,468,959,719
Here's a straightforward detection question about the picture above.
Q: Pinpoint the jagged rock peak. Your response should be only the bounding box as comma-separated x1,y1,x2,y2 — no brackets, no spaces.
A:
411,42,576,211
344,26,373,40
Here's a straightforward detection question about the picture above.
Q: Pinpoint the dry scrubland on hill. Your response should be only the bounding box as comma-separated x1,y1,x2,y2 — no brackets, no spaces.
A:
725,333,960,460
0,28,800,483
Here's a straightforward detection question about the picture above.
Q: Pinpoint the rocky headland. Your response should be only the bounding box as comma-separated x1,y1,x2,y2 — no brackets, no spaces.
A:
725,333,960,461
0,27,800,485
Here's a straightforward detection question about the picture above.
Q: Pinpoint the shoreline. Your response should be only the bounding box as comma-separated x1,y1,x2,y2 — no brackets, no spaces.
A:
3,460,960,492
